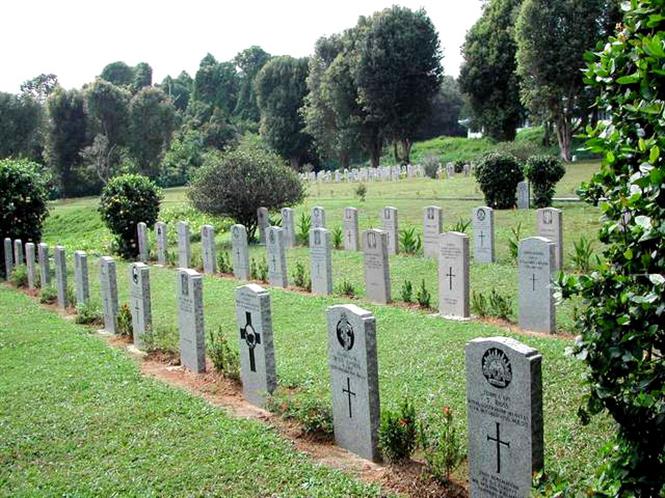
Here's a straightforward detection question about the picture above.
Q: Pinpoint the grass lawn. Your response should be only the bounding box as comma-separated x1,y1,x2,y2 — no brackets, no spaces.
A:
0,285,382,497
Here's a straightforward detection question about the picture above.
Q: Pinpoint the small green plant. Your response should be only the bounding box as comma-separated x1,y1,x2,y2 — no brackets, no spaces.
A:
570,235,597,273
250,257,258,280
166,250,177,267
399,227,422,255
415,279,431,309
75,302,103,326
269,215,282,227
218,251,232,273
451,218,471,233
378,398,418,463
39,285,57,304
142,324,180,354
66,285,76,308
331,227,343,249
355,183,367,202
418,406,466,484
116,303,133,337
208,326,240,381
337,279,356,298
400,280,413,303
257,257,268,283
297,212,312,246
9,264,28,288
422,154,440,179
266,388,334,436
524,155,566,208
508,222,523,260
488,288,513,320
471,291,488,317
292,261,308,289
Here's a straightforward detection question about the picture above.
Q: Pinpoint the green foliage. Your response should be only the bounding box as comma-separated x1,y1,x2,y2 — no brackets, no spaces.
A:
561,2,665,492
100,61,135,88
192,54,239,116
20,73,58,103
98,174,162,258
378,398,418,463
159,129,205,187
233,46,271,122
0,91,43,161
331,227,343,250
256,257,268,283
337,279,356,298
159,70,193,112
266,388,334,437
208,326,240,381
400,280,413,303
142,324,180,355
9,265,28,288
75,302,103,326
471,290,488,318
187,140,304,241
473,289,514,321
414,76,466,140
40,285,58,304
570,236,597,274
508,222,523,261
399,227,422,255
524,155,566,207
418,406,466,484
0,159,50,277
85,78,131,151
422,155,440,179
474,153,524,209
217,251,232,274
415,279,431,309
116,304,133,337
354,183,367,202
297,213,312,246
292,261,309,290
451,218,471,234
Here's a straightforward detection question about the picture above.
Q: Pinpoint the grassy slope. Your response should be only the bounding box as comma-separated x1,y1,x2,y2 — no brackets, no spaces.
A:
0,286,381,497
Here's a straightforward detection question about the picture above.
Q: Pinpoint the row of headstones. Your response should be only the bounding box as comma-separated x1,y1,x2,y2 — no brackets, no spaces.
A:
300,162,473,183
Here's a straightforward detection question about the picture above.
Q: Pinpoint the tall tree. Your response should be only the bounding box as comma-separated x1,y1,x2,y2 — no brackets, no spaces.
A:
160,71,193,112
233,46,271,122
85,78,131,149
100,61,135,87
20,73,58,103
459,0,524,141
192,54,239,115
0,93,43,161
255,56,312,168
415,76,466,140
354,6,443,164
132,62,153,92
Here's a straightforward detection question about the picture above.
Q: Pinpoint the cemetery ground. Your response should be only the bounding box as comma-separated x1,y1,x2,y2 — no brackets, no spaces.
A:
3,159,615,493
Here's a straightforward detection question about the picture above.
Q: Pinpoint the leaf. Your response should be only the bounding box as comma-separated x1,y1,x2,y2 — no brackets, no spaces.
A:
616,73,640,84
649,145,660,163
648,274,665,286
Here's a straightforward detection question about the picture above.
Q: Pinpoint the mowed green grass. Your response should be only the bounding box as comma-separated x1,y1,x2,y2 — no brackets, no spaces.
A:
0,286,382,497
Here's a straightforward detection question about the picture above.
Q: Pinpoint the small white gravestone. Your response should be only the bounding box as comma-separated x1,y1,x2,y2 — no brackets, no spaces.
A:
257,207,269,244
537,208,563,271
100,256,119,333
281,208,296,248
54,246,68,309
380,207,399,255
423,206,443,258
266,226,288,288
3,237,12,279
155,222,167,266
177,269,206,373
13,239,23,266
327,304,381,462
472,206,495,263
438,232,470,319
343,207,360,251
312,206,326,229
201,224,217,274
129,262,152,350
516,181,530,209
231,224,250,280
38,243,50,286
137,222,149,262
518,237,556,333
74,250,90,306
176,221,191,269
362,229,391,304
236,283,277,406
25,242,36,289
310,228,333,295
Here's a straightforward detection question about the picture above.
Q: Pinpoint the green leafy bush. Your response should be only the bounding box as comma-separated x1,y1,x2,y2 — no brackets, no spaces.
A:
400,280,413,303
292,261,308,290
415,279,431,309
116,303,133,337
337,279,356,298
474,152,524,209
0,159,49,278
331,227,343,250
570,235,597,274
355,183,367,202
399,227,422,255
451,218,471,233
378,398,418,463
418,406,465,484
508,222,523,261
9,265,28,288
217,251,232,274
99,174,162,258
39,286,57,304
471,289,513,320
422,155,440,179
266,388,333,437
524,155,566,207
75,302,103,326
297,213,311,246
208,326,240,381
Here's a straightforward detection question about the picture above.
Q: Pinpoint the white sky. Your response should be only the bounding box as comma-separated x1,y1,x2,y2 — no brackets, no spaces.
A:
1,0,483,93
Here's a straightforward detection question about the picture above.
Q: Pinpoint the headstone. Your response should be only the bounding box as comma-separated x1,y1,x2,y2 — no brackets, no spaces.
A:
129,262,152,350
38,243,50,286
447,163,455,178
423,206,443,258
155,222,167,265
380,207,399,255
201,224,217,274
99,257,119,333
266,226,288,288
310,228,333,295
176,221,191,269
518,237,556,333
312,206,326,229
25,242,36,289
343,207,360,251
438,232,470,318
54,246,68,309
137,222,149,262
235,283,277,406
3,238,13,279
327,304,380,462
465,337,543,497
13,239,24,266
362,229,391,304
74,250,90,305
257,207,269,244
516,181,530,209
537,208,563,271
281,208,296,248
177,269,206,373
472,206,495,263
231,224,250,280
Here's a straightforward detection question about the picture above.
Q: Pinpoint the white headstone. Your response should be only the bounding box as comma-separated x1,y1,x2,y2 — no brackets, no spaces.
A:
100,256,119,333
438,232,470,319
176,221,191,269
137,222,149,262
38,243,50,286
311,206,326,229
155,222,167,266
310,228,333,295
25,242,36,289
362,229,391,304
423,206,443,258
201,224,217,274
536,208,563,271
343,207,360,251
281,208,296,248
266,226,288,288
13,239,24,266
129,262,152,350
472,206,495,263
516,181,530,209
257,207,269,244
54,246,68,309
518,237,556,333
3,237,13,279
380,207,399,255
74,250,90,306
177,269,206,373
231,224,250,280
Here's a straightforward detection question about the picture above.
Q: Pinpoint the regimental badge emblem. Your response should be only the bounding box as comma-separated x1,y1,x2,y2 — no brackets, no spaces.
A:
367,231,377,249
482,347,512,388
427,208,435,220
543,210,553,225
336,313,355,351
477,208,486,221
132,265,139,284
181,273,189,296
233,226,239,239
269,229,275,243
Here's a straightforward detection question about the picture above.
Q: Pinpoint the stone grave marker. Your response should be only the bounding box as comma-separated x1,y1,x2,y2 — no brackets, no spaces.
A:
281,208,296,248
257,207,269,244
137,222,149,262
518,237,556,333
3,238,13,279
177,269,206,373
54,246,68,309
176,221,191,269
25,242,36,289
13,239,24,266
155,222,167,265
38,243,50,286
465,336,543,497
129,262,152,350
201,224,217,274
235,283,277,406
472,206,495,263
343,207,360,251
266,226,288,288
74,250,90,305
381,207,399,255
312,206,326,229
231,224,250,280
537,208,563,271
438,232,470,319
100,256,119,333
423,206,443,258
516,181,530,209
310,228,333,295
362,229,391,304
327,304,380,462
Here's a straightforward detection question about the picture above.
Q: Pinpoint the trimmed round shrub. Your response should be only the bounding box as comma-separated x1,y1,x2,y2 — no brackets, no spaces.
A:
523,155,566,208
188,141,305,241
422,155,440,179
0,159,50,278
474,152,524,209
99,174,162,258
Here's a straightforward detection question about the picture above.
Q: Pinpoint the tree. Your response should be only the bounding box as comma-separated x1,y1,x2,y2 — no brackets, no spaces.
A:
160,71,193,112
128,87,177,178
233,46,271,122
415,76,466,140
100,61,135,87
192,54,239,115
515,0,613,161
255,56,312,168
20,73,58,103
132,62,153,92
354,6,443,164
459,0,524,141
85,78,131,149
0,92,43,161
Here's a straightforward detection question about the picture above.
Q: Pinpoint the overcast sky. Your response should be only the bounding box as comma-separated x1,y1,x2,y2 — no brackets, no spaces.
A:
1,0,483,93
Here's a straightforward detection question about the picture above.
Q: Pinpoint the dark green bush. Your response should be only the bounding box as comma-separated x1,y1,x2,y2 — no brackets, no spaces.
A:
474,152,524,209
9,264,28,288
99,174,162,258
378,398,418,463
422,155,440,178
208,326,240,381
116,303,133,337
524,155,566,207
0,159,49,278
